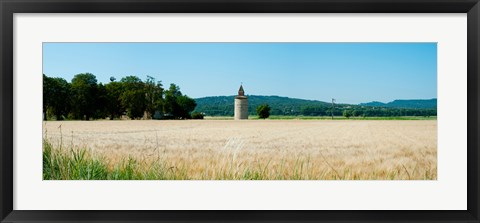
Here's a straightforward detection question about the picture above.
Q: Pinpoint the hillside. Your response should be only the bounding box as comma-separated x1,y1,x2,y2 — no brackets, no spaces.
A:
360,99,437,109
194,95,437,117
194,95,330,116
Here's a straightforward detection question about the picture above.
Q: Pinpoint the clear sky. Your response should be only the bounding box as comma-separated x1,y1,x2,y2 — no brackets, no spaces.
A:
43,42,436,104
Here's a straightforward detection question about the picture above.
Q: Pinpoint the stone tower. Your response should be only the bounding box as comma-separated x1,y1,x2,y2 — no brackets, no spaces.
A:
234,84,248,120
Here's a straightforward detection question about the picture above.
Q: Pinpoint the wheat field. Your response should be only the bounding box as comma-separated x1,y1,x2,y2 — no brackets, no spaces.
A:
43,120,437,180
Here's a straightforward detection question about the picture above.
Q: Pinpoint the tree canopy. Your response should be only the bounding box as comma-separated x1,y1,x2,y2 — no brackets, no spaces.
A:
71,73,98,120
256,104,271,119
43,74,71,120
43,73,197,120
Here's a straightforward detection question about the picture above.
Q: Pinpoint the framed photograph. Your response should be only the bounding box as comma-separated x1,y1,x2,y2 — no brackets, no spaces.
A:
1,0,479,222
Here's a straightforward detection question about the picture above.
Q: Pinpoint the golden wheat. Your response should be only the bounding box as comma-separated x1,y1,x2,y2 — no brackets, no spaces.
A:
43,120,437,180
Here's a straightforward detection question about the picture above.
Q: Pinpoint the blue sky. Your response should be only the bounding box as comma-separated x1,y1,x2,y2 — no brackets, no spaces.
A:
43,42,437,104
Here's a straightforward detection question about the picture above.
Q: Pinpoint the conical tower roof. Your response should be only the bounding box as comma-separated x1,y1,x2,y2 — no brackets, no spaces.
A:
238,84,245,96
236,84,247,99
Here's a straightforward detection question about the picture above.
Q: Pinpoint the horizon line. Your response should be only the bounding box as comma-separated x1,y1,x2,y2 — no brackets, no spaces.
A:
194,94,437,105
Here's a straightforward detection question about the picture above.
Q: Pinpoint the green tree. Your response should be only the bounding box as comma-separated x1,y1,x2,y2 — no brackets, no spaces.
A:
164,84,182,118
144,76,164,119
163,84,197,119
105,81,125,120
191,112,204,119
43,74,54,120
93,83,109,119
256,104,271,119
43,74,71,120
176,95,197,119
343,110,352,119
71,73,98,120
352,110,360,117
120,76,146,119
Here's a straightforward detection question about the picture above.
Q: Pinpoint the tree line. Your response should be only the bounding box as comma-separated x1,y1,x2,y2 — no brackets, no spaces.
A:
194,96,436,117
43,73,200,120
299,105,436,117
199,104,436,117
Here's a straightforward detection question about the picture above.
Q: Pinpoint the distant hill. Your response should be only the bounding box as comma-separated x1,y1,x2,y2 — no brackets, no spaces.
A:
194,95,329,116
359,99,437,109
194,95,436,117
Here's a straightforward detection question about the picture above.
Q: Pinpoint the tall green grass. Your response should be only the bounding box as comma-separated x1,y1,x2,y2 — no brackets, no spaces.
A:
43,139,188,180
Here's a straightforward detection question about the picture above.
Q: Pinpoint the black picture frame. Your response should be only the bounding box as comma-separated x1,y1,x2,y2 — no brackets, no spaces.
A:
1,0,479,222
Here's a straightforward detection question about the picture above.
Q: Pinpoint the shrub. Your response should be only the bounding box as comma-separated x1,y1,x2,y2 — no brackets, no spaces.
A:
256,104,271,119
191,112,204,119
343,110,352,119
